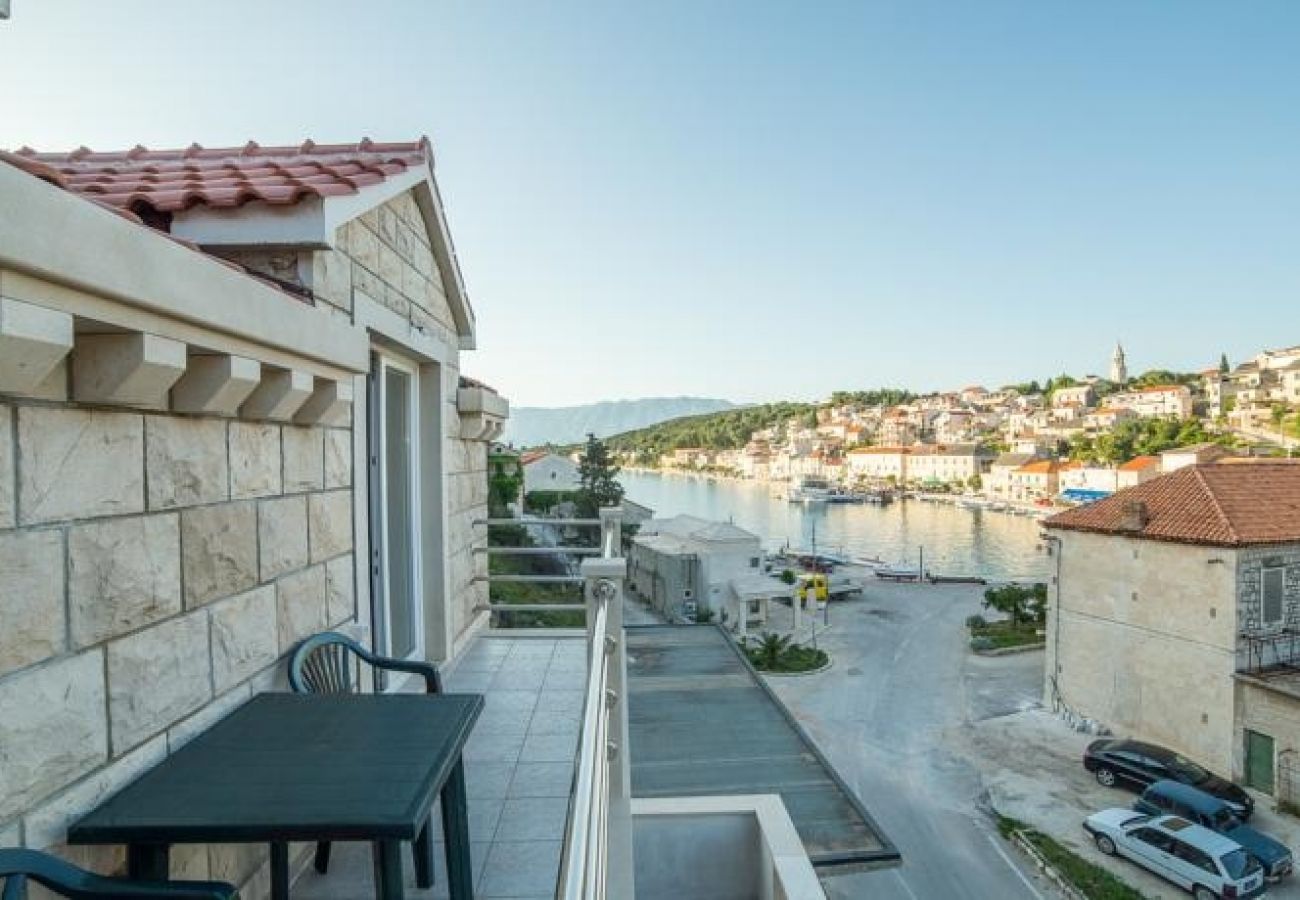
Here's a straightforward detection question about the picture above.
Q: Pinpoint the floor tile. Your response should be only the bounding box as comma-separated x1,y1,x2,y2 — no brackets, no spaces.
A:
465,729,527,763
525,708,580,737
495,797,570,842
508,762,576,798
478,840,562,898
465,761,515,799
519,731,579,762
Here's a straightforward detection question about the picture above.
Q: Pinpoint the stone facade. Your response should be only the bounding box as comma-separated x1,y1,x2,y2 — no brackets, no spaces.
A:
0,396,355,887
0,175,497,900
1237,545,1300,633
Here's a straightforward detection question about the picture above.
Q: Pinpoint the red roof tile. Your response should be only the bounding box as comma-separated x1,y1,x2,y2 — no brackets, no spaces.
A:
1044,462,1300,547
1117,455,1159,472
10,138,430,216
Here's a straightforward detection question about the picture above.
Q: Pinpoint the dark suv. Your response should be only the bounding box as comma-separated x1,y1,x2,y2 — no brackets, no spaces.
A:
1084,738,1254,820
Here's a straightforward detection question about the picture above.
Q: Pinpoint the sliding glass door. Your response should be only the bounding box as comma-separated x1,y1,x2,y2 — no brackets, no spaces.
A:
371,355,422,665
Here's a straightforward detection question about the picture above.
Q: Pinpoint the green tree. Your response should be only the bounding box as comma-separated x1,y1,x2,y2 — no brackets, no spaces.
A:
575,434,624,516
487,459,522,518
1219,353,1230,374
967,474,983,491
750,633,792,669
982,583,1048,626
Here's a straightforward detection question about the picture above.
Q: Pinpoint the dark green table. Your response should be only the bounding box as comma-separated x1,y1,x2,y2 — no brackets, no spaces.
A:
68,692,483,900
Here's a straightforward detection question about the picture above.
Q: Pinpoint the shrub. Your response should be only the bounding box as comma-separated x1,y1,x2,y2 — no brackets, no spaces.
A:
966,614,987,630
780,569,796,584
693,607,716,624
970,636,995,652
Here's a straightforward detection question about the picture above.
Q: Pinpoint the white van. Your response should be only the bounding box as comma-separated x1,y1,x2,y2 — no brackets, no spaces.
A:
1084,809,1266,899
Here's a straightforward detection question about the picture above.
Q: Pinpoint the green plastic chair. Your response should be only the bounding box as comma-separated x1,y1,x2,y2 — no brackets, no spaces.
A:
287,632,443,887
0,849,237,900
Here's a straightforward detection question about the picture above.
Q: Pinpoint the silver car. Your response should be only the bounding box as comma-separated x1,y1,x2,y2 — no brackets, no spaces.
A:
1084,809,1266,899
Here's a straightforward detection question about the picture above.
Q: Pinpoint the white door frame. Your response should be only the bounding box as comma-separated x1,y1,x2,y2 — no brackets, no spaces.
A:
373,351,425,671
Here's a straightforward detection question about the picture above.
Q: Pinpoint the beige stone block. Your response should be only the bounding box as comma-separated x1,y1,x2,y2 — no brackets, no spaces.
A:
308,490,352,562
258,495,308,580
168,683,251,752
17,407,144,525
0,651,107,821
282,426,323,492
73,332,187,407
0,296,74,394
311,249,353,312
378,244,403,292
378,206,398,243
181,501,258,607
70,514,181,647
24,733,167,850
209,843,266,887
145,416,229,509
0,404,11,527
240,369,313,422
107,611,211,752
351,224,381,273
325,554,355,625
229,422,281,499
323,428,352,488
170,354,260,417
277,564,327,652
171,844,211,881
210,586,278,692
0,529,65,676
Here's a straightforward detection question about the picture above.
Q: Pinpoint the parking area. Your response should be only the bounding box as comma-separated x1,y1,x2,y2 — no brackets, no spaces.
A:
959,694,1300,898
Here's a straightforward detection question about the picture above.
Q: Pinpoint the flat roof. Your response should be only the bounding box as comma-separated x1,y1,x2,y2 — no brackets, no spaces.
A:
626,625,899,873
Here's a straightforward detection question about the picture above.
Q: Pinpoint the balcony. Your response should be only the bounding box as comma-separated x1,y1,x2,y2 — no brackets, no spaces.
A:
1237,628,1300,699
385,507,840,899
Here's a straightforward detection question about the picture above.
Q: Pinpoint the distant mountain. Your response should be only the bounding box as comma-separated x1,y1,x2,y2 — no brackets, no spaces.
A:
505,397,737,448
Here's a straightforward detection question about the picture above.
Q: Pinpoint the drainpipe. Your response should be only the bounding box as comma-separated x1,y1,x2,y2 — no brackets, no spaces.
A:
1042,532,1064,709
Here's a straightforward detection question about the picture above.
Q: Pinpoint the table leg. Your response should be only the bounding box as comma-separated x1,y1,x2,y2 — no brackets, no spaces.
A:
270,841,290,900
440,758,474,899
412,815,435,888
126,843,170,880
373,839,404,900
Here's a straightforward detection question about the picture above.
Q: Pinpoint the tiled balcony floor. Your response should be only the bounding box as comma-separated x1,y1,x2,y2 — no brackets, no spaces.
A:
293,635,585,900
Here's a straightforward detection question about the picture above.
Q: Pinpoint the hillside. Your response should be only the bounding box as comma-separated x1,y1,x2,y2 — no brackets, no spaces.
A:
504,397,736,447
603,402,818,462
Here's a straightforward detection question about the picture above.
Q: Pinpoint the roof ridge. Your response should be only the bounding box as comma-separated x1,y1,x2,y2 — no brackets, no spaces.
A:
1190,466,1239,543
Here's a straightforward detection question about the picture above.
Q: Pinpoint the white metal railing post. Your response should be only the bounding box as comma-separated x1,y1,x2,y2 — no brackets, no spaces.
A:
563,505,632,899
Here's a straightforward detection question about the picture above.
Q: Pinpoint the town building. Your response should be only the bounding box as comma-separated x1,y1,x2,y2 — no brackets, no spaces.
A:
1161,442,1231,473
1053,384,1096,408
627,515,764,620
906,444,993,487
1116,455,1161,489
1009,458,1064,501
985,452,1038,501
1107,385,1194,419
0,140,508,894
521,450,581,494
845,446,910,484
1044,462,1300,799
1110,341,1128,384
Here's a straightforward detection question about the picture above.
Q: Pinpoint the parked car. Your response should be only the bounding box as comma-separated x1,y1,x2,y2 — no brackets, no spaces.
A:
1084,809,1267,900
1084,738,1254,819
1135,781,1292,881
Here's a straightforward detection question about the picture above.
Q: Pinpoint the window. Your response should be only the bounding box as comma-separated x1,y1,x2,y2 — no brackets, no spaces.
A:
750,557,761,568
1172,841,1218,875
1263,565,1286,626
1133,828,1174,853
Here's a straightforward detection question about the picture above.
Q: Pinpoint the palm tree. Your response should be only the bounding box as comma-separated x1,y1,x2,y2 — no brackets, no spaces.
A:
752,632,791,670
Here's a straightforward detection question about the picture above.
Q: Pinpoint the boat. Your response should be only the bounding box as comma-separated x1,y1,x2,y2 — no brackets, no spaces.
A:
787,477,862,504
875,565,922,582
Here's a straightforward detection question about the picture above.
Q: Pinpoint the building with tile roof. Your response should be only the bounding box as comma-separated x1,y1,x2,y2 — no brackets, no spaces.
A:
1043,463,1300,797
0,137,509,895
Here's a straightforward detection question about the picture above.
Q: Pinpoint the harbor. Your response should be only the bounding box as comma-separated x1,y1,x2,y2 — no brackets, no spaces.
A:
619,469,1052,584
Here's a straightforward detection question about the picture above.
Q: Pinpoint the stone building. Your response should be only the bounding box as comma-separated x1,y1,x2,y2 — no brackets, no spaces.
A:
0,140,506,896
1043,462,1300,797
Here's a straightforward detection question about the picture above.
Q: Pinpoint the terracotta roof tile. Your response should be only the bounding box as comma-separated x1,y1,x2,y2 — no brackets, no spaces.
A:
1117,455,1159,472
1044,462,1300,546
10,138,430,215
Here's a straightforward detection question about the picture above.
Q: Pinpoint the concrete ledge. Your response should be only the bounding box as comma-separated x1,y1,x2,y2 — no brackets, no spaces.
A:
758,653,835,678
633,794,826,900
973,642,1046,657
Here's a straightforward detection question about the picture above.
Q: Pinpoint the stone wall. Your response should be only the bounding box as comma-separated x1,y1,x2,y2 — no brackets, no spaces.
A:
225,189,491,654
0,398,355,894
1045,529,1240,772
1237,545,1300,633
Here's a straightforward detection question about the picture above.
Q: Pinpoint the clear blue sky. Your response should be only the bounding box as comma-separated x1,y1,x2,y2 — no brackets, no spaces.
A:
3,2,1297,406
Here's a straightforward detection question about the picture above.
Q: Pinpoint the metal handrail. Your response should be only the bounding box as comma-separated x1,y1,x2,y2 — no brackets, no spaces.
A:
559,597,611,899
474,517,602,527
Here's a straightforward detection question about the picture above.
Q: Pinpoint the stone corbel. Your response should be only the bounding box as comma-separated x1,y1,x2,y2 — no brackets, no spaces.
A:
0,296,74,395
171,354,262,416
73,332,186,406
457,385,509,442
240,368,314,421
294,377,354,427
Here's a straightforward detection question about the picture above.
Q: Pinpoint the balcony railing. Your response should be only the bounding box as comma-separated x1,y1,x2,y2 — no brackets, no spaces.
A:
559,507,634,899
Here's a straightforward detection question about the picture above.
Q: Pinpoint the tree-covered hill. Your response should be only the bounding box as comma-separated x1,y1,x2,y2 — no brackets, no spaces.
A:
601,402,817,463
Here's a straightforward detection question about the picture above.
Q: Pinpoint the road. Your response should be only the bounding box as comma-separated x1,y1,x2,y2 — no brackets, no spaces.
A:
767,580,1057,899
